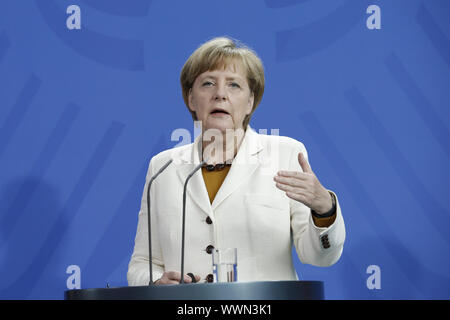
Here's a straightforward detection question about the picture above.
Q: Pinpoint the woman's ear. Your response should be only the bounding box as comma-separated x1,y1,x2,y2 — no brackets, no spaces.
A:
188,88,195,112
246,92,254,115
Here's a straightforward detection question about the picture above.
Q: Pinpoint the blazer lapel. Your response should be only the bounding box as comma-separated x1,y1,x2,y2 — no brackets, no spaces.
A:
211,128,263,210
175,137,213,217
174,128,265,216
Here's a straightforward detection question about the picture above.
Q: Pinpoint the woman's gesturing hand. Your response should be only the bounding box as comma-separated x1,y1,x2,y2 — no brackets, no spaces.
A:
274,152,333,215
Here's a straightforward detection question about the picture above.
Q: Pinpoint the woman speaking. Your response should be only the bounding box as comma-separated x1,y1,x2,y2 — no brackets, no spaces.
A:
127,37,345,285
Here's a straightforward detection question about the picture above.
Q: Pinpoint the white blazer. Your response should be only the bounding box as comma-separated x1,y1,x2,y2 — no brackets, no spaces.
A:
127,128,345,285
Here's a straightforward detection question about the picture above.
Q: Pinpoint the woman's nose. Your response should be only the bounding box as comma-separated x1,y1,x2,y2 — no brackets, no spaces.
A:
214,83,227,101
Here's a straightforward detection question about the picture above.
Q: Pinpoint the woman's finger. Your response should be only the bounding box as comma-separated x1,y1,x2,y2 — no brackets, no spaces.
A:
274,175,308,188
276,183,310,200
277,170,309,180
297,152,313,174
275,181,297,193
156,271,203,285
166,271,181,281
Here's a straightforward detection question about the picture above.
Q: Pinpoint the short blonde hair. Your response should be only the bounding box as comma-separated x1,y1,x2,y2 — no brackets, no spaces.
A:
180,37,265,129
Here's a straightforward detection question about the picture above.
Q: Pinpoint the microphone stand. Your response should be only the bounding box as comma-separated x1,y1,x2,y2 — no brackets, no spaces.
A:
179,160,206,284
147,159,173,285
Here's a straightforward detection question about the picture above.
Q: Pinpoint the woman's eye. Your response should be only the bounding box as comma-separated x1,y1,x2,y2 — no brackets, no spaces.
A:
230,82,241,88
202,81,214,86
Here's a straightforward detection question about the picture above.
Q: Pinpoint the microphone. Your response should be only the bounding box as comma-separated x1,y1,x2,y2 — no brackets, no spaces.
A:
180,160,206,284
147,158,173,285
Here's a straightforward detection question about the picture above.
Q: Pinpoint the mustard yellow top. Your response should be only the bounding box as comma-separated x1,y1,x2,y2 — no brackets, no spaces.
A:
201,165,335,228
201,166,232,204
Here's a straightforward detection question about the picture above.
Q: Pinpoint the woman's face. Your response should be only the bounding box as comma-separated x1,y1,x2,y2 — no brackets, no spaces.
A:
188,62,254,133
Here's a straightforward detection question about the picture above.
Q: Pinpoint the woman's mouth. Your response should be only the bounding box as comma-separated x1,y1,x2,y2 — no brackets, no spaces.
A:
210,108,230,117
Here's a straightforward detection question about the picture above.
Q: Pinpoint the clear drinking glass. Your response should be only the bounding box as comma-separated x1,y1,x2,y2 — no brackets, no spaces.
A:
212,248,237,283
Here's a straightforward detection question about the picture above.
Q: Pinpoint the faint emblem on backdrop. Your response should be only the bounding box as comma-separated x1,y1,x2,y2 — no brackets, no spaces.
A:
35,0,146,70
275,0,370,61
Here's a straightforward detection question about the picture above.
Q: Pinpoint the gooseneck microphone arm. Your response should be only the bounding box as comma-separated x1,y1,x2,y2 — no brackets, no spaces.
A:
147,158,173,285
180,160,206,284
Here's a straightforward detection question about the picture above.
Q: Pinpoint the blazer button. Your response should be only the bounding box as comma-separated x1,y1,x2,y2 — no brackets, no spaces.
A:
206,245,215,254
206,216,213,224
206,274,214,283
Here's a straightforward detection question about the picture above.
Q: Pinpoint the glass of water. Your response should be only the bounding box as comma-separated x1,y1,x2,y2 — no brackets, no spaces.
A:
212,248,237,283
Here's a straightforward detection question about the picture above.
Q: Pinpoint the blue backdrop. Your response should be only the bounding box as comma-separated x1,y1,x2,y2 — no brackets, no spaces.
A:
0,0,449,299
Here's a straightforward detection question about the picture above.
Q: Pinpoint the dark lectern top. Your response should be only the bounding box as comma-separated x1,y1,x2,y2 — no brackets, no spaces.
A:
65,280,324,300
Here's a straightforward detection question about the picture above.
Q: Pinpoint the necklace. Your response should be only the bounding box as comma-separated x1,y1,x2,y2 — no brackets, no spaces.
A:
202,163,232,172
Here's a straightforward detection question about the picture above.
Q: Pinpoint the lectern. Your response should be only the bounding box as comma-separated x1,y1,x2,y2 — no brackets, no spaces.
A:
65,281,324,300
